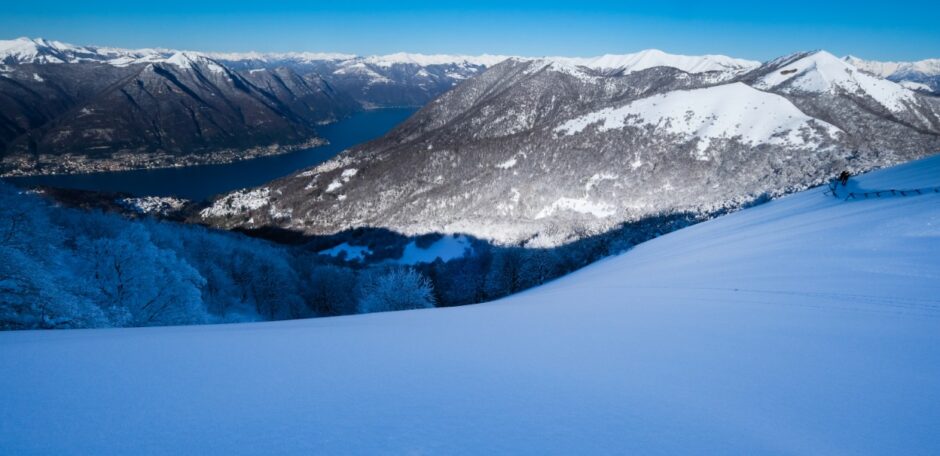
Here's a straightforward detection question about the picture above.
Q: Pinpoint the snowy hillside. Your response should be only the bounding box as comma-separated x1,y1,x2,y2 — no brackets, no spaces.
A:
0,37,169,65
0,36,508,69
845,55,940,93
555,82,843,158
547,48,759,74
755,51,921,112
2,156,938,454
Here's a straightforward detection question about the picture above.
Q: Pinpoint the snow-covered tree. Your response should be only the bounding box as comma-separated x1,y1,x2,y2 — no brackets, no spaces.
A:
76,225,207,326
0,246,107,329
357,267,436,313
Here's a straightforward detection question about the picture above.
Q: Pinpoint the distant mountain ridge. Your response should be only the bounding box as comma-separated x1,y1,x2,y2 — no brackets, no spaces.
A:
0,38,511,175
0,37,508,69
0,50,358,175
0,37,769,176
2,37,938,179
844,55,940,94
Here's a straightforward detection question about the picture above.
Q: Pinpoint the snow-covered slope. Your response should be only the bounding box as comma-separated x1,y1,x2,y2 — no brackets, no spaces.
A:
205,51,357,63
844,55,940,94
2,156,939,454
547,48,759,74
556,82,842,158
845,55,940,78
363,52,510,67
756,51,921,112
0,37,759,75
0,37,79,63
0,37,509,69
0,37,169,65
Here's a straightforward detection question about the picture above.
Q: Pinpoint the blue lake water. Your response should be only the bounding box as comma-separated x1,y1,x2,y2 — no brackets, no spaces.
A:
5,107,416,201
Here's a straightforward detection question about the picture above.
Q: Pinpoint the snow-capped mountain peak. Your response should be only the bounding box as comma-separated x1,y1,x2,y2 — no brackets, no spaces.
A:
362,52,510,68
543,49,761,74
0,37,81,64
0,37,173,66
843,55,902,78
755,50,920,112
844,55,940,78
203,51,358,63
843,55,940,94
161,51,227,74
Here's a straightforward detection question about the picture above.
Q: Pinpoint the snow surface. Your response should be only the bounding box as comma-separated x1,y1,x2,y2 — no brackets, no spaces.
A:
205,51,358,63
317,235,472,264
899,80,934,92
363,52,510,67
119,196,188,216
397,234,472,265
0,37,505,69
556,82,842,157
0,37,172,66
535,197,616,219
162,52,226,74
545,49,760,74
518,50,759,85
324,168,359,193
757,51,920,112
325,180,344,192
199,188,270,218
2,158,940,454
494,157,517,169
318,242,372,262
844,55,940,78
0,37,70,63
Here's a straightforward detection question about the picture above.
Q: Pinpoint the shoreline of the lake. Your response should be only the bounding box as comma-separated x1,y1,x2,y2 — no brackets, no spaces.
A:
3,107,417,201
0,137,327,179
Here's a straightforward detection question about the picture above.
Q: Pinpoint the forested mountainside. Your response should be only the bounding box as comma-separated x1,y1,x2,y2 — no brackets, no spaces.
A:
201,50,940,247
1,54,355,175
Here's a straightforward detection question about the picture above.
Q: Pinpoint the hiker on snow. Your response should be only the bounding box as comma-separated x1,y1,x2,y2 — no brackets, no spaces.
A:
838,171,851,186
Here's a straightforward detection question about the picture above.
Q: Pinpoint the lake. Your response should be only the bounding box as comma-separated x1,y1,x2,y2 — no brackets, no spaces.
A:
5,107,417,201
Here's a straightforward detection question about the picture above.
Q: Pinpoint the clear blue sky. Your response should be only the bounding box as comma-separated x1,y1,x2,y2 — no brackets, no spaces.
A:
3,0,939,61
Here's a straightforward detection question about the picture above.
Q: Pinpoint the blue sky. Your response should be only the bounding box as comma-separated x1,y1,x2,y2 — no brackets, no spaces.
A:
3,1,939,61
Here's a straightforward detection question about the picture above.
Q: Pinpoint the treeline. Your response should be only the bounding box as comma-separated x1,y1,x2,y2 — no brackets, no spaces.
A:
1,182,700,330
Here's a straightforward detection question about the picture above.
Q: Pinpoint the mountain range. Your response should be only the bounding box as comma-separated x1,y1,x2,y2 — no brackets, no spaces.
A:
0,37,500,176
844,55,940,93
3,37,938,179
198,50,940,247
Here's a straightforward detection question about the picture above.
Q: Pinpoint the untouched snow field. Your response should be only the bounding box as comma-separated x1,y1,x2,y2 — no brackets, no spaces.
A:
2,156,940,454
555,82,842,157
